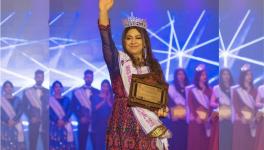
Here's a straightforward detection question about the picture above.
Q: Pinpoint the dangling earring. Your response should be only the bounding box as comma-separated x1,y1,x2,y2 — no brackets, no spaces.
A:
144,47,147,60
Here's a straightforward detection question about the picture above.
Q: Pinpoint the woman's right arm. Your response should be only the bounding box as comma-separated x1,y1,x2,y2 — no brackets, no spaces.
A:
98,0,119,73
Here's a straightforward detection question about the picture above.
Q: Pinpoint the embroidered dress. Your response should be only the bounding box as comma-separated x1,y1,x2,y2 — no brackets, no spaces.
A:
1,96,25,150
49,96,75,150
99,23,170,150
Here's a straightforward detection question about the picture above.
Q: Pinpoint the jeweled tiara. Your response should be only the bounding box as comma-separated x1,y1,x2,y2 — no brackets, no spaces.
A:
123,14,147,29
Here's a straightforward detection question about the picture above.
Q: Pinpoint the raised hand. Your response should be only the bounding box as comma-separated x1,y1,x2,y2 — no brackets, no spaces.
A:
99,0,114,26
99,0,114,12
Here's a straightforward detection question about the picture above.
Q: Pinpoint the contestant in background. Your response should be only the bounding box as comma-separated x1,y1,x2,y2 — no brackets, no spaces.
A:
71,69,99,150
98,0,171,149
209,68,234,150
165,68,189,150
91,79,113,150
49,81,75,150
232,64,257,150
22,70,49,150
1,80,25,150
255,84,264,150
187,64,212,150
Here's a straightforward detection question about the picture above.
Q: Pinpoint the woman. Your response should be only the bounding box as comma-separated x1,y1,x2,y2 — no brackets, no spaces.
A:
1,80,25,150
165,68,189,150
187,64,212,150
255,84,264,150
49,81,75,150
92,79,113,150
98,0,170,149
210,68,234,150
232,64,257,150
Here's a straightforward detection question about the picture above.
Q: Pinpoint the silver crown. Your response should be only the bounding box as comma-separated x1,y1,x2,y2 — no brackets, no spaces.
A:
123,14,147,29
241,64,250,72
195,64,206,71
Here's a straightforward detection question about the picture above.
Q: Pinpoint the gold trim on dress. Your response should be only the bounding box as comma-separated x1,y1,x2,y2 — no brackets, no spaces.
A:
148,125,167,138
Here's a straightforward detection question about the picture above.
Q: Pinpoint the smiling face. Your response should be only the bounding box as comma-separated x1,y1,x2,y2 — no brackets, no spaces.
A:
124,28,144,57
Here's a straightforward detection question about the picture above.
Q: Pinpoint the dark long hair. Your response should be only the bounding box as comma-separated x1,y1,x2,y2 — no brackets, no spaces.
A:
239,70,254,89
174,68,189,93
51,80,63,95
122,26,165,81
194,70,209,89
101,79,114,101
1,80,14,95
219,68,234,90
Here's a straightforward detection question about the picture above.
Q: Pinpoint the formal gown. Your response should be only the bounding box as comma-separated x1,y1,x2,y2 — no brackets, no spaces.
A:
49,96,75,150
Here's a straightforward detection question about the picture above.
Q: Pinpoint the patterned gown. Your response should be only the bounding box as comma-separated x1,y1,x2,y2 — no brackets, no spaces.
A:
49,96,75,150
1,96,24,150
99,24,159,150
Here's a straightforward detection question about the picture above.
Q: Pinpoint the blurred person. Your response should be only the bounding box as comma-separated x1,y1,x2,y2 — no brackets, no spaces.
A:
91,79,113,150
71,69,99,150
255,84,264,150
164,68,189,150
232,64,257,150
23,70,49,150
49,81,75,149
1,80,25,150
187,64,212,150
209,68,234,150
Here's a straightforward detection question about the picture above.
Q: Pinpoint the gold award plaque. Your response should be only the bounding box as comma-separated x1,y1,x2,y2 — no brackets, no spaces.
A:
219,105,232,119
196,108,208,120
171,105,186,119
129,73,168,110
241,107,253,121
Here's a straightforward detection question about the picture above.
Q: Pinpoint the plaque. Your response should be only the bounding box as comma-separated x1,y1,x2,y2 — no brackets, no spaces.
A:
219,105,232,119
196,108,208,120
171,105,186,119
241,107,253,121
256,108,264,120
128,73,168,110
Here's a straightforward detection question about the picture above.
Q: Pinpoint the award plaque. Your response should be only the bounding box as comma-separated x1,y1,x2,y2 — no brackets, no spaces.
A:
219,105,232,119
128,73,168,110
171,105,186,119
196,108,208,120
241,107,253,121
256,108,264,120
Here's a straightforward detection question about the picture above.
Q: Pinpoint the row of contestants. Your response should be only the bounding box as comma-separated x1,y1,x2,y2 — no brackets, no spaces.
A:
165,64,264,150
1,69,114,150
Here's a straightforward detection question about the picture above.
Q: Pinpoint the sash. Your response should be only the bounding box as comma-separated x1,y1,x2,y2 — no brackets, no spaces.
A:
1,96,16,119
119,51,170,150
258,85,264,99
74,88,91,110
49,96,65,119
25,87,42,109
49,96,74,142
213,85,231,105
192,87,209,109
236,87,255,110
0,96,24,142
168,85,186,106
